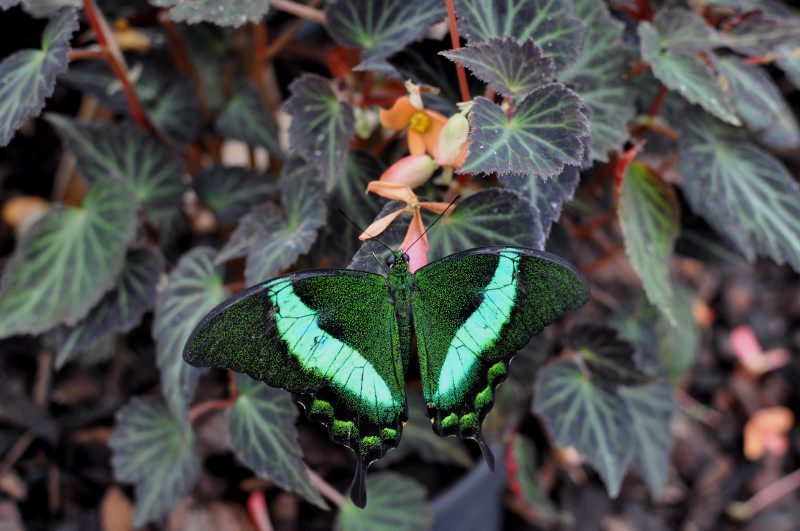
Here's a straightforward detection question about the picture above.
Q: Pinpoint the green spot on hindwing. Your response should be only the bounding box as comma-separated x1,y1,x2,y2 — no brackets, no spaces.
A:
459,413,479,433
310,399,334,419
441,413,459,429
333,420,358,440
488,361,508,385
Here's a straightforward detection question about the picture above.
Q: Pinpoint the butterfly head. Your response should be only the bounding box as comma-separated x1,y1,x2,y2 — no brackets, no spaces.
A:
386,251,410,269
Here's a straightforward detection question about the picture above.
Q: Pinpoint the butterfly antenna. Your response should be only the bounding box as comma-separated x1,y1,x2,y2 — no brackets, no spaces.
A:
402,195,460,253
337,208,394,254
371,252,389,275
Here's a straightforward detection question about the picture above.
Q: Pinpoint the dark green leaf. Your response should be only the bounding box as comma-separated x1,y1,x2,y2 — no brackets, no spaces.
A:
336,473,430,531
349,188,543,274
20,0,80,17
646,7,722,52
721,11,799,56
215,81,282,154
715,55,800,150
285,74,355,189
216,202,276,264
60,57,200,144
499,164,579,239
229,375,326,508
178,23,230,114
151,0,271,26
679,113,800,272
154,247,229,419
558,0,634,161
110,397,201,526
533,360,633,497
569,325,648,388
325,0,446,61
241,160,327,284
0,7,77,146
194,165,277,225
455,0,585,71
461,86,589,177
620,382,675,497
441,37,554,98
56,248,163,368
776,43,800,90
47,115,186,241
509,433,559,520
618,162,680,324
0,180,137,338
639,16,739,125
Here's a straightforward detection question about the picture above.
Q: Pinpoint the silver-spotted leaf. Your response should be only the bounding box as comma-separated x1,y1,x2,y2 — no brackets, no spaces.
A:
150,0,271,26
715,55,800,150
285,74,355,189
499,164,579,239
533,360,633,497
454,0,585,71
461,86,589,177
215,81,282,154
620,382,675,497
558,0,634,161
194,165,277,225
0,7,77,146
244,159,327,284
679,113,800,272
110,397,201,526
154,247,229,419
0,180,137,338
325,0,445,61
639,19,739,125
618,162,680,325
56,248,163,368
228,375,326,508
646,7,722,52
47,115,186,241
568,325,648,388
441,37,554,98
336,472,430,531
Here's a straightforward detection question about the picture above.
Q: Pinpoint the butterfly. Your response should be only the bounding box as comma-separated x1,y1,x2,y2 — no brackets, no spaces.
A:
183,246,589,507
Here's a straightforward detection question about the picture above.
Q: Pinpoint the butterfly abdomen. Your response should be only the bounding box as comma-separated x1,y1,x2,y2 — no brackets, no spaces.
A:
388,260,413,370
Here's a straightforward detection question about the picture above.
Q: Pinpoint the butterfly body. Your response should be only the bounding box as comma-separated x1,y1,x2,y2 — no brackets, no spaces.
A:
184,246,589,507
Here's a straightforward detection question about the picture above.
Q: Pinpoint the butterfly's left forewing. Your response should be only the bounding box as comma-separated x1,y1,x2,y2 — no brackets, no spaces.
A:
412,247,589,463
183,270,407,506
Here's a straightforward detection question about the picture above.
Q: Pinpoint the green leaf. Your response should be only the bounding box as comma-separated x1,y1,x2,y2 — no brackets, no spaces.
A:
154,247,229,419
499,164,579,239
47,115,186,241
618,162,680,324
569,325,648,388
178,23,231,114
325,0,446,61
620,382,675,497
194,165,277,225
776,43,800,90
461,86,589,177
715,55,800,151
678,113,800,272
216,203,275,264
215,81,282,155
720,11,799,56
19,0,80,17
378,394,472,468
441,38,554,98
229,375,326,508
285,74,355,189
0,7,77,146
645,7,722,52
509,433,559,520
454,0,585,71
558,0,634,161
656,287,698,383
533,360,633,497
56,248,163,368
0,180,137,338
336,472,431,531
110,397,201,526
61,57,200,144
241,160,327,284
151,0,271,26
348,188,543,274
639,18,740,125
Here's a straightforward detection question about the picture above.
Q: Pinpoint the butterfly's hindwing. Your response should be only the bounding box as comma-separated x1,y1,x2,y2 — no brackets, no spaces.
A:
184,270,408,466
412,247,589,445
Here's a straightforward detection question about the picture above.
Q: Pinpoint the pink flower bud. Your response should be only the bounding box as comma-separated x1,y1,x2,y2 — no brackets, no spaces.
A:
380,154,438,188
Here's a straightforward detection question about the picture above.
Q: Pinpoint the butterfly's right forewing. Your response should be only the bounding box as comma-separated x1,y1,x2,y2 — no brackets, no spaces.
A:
183,269,407,505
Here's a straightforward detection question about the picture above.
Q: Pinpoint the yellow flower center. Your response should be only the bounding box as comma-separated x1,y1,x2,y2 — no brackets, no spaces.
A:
408,111,431,133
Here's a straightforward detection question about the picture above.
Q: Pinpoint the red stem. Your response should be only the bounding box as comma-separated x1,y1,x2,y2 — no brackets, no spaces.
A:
187,397,236,424
646,84,668,119
82,0,160,137
444,0,471,102
247,491,274,531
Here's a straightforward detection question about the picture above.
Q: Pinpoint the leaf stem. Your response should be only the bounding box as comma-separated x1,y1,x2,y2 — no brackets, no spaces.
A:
187,397,236,424
271,0,326,24
81,0,161,138
731,467,800,519
305,466,345,507
263,0,323,62
247,491,275,531
444,0,471,102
